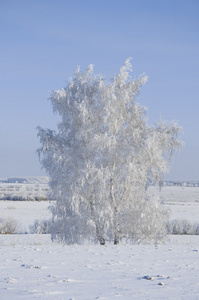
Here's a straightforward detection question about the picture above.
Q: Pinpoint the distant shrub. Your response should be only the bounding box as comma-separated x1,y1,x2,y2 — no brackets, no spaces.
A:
29,219,52,234
0,217,18,234
0,195,48,201
167,219,199,235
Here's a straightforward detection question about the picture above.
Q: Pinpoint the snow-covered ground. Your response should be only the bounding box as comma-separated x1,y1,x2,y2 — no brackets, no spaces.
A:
1,236,199,299
1,185,199,299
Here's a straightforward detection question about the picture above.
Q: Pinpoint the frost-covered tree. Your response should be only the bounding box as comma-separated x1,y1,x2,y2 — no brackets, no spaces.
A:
37,59,182,245
37,66,108,244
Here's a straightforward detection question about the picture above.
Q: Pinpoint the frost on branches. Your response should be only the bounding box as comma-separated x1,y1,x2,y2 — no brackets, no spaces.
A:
37,59,182,245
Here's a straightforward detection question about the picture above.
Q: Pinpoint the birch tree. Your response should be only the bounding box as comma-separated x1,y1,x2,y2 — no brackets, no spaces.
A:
37,66,111,244
99,60,182,244
37,59,182,244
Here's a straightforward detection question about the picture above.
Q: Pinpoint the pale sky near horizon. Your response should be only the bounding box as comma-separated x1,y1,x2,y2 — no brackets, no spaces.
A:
0,0,198,181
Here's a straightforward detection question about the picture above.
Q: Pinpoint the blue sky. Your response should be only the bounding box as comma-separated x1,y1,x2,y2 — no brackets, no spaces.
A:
0,0,198,180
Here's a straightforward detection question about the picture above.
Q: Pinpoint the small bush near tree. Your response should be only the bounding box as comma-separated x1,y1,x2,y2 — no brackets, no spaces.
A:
29,219,52,234
0,217,18,234
167,219,199,235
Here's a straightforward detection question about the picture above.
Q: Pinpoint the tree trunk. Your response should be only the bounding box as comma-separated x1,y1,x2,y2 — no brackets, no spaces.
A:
96,226,106,245
89,195,105,245
113,206,120,245
110,175,120,245
114,236,120,245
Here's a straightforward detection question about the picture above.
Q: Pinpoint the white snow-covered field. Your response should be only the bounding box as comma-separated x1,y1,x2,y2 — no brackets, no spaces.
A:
1,186,199,299
159,186,199,222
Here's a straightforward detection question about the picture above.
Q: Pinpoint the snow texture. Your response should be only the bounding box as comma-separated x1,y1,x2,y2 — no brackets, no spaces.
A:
1,235,199,299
